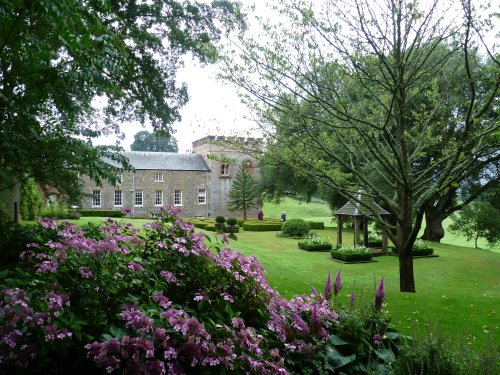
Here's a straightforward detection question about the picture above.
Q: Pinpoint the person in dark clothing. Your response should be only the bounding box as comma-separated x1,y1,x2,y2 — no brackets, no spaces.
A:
258,209,264,220
280,212,286,222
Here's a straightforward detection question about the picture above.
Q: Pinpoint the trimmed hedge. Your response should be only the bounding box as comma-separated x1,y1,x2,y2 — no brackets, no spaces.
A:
390,246,434,256
243,222,283,231
79,210,124,217
330,249,373,262
225,225,240,234
307,221,325,230
298,241,333,251
192,222,208,229
368,240,383,247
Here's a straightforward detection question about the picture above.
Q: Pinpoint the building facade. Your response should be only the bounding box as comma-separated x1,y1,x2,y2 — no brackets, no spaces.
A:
80,136,262,218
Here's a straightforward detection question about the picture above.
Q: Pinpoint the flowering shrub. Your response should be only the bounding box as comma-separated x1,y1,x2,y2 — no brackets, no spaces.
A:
298,237,333,251
331,246,373,262
1,207,403,374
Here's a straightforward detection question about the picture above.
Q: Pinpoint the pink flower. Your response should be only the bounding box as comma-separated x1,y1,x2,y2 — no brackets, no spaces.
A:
333,270,342,297
127,261,144,272
79,267,93,279
324,272,332,301
374,276,385,311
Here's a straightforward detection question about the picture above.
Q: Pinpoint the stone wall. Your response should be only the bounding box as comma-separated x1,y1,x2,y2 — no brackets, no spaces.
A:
81,170,210,218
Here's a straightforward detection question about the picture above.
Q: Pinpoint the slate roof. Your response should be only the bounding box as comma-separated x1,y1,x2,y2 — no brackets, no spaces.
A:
335,191,390,217
122,152,210,171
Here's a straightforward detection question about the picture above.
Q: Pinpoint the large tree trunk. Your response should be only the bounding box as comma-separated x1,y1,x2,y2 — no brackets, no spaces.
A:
422,209,446,242
399,244,416,293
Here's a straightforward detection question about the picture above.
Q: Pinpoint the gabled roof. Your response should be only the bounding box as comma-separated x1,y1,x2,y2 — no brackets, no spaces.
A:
335,191,390,217
122,152,210,171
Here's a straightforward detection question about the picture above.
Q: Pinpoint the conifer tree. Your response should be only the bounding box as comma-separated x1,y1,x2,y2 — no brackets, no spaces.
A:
227,169,262,220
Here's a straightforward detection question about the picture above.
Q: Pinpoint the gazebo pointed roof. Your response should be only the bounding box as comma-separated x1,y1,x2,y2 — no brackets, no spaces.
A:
334,190,390,217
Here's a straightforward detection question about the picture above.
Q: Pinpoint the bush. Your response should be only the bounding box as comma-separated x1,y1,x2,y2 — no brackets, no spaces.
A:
226,217,237,226
1,210,489,374
390,240,434,257
215,215,226,224
282,218,311,237
330,245,373,262
298,239,333,251
79,209,124,218
242,222,283,231
307,221,325,230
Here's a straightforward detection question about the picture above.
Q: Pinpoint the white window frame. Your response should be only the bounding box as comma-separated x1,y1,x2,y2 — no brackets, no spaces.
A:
155,190,163,206
114,190,122,207
134,190,143,207
198,189,206,205
221,163,230,176
155,173,164,182
174,190,182,206
92,190,101,207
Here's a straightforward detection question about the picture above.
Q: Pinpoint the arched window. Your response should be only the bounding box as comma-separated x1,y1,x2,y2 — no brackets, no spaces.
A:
242,160,254,175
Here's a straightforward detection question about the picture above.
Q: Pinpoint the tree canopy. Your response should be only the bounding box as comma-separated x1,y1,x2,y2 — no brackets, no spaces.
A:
222,0,500,292
130,131,179,153
0,0,243,202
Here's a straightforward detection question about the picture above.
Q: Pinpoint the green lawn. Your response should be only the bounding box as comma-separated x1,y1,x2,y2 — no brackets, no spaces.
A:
58,199,499,348
263,197,500,252
226,227,500,348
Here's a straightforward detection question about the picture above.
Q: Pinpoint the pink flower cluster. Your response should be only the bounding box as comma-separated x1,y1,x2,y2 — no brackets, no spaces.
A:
0,288,72,366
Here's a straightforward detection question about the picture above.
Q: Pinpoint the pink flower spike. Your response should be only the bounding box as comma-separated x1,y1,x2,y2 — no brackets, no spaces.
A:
374,276,385,311
333,270,342,297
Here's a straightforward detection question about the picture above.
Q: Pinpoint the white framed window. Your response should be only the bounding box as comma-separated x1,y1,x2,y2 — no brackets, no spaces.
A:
174,190,182,206
92,190,101,207
134,190,143,207
155,173,164,182
155,190,163,206
198,189,206,204
221,163,230,176
114,190,122,207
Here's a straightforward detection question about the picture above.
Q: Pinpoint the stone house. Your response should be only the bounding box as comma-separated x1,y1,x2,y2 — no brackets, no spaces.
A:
80,136,262,218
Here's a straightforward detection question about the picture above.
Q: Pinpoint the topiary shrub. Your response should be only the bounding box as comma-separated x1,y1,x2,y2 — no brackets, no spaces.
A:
226,217,237,226
215,215,226,224
282,218,311,237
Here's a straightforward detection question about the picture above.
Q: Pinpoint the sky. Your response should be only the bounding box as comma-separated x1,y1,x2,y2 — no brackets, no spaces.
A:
93,1,267,154
93,0,498,153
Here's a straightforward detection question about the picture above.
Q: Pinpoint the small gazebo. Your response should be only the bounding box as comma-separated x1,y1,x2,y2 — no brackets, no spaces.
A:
334,190,390,253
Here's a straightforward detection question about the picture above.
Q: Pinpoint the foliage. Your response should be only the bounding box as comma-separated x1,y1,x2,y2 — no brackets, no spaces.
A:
331,246,373,262
0,222,56,264
227,217,238,226
130,131,179,153
1,208,413,374
79,210,124,218
0,0,243,200
391,245,434,257
242,222,283,231
298,237,332,251
227,169,262,220
308,221,325,230
449,192,500,249
222,0,500,292
20,179,43,221
282,218,311,237
215,216,226,224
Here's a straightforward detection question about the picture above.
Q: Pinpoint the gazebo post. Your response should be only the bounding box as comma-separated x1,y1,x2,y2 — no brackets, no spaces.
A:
363,217,369,247
336,215,343,249
353,216,359,247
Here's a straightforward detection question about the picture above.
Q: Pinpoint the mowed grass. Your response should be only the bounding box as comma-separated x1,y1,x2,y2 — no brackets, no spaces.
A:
227,228,500,348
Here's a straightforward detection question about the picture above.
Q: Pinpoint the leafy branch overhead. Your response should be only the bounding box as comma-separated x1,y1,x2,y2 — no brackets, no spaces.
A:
222,0,500,292
0,0,244,199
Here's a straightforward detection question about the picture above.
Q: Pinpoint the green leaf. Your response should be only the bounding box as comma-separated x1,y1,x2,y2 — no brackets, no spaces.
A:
375,348,396,363
325,347,356,370
329,334,349,346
